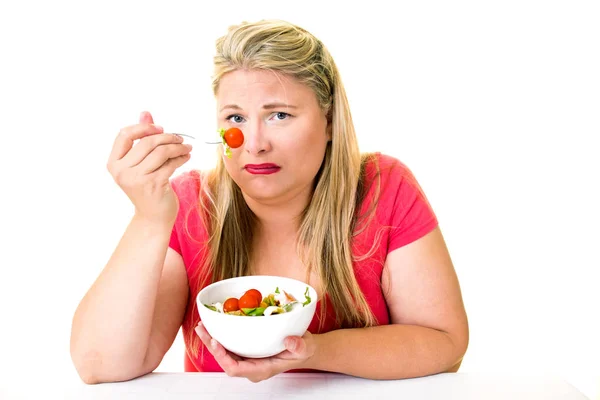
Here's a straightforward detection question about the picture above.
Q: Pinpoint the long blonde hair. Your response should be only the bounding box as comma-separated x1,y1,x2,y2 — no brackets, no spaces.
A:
185,19,382,357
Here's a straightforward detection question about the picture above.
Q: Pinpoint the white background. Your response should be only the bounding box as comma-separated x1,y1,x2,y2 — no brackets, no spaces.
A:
0,0,598,398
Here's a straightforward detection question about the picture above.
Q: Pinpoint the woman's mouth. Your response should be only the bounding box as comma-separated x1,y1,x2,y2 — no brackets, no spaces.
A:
244,163,281,175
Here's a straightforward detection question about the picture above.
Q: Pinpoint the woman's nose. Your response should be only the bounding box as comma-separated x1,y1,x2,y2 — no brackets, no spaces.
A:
243,122,272,155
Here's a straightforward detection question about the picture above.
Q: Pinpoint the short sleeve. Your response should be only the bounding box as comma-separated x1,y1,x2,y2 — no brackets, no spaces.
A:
168,179,183,255
167,170,202,256
169,225,182,255
386,160,438,252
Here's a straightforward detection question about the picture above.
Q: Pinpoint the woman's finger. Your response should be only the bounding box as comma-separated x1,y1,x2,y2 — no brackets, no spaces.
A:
139,111,154,125
209,339,243,371
120,133,184,168
194,322,239,359
136,143,193,175
151,153,191,181
109,123,164,163
195,323,243,370
272,350,297,360
194,322,213,348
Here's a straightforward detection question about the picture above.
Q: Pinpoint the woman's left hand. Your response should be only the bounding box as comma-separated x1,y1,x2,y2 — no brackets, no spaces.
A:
195,321,317,382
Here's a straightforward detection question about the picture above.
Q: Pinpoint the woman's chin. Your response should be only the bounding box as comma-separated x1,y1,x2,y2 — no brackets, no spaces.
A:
238,178,300,205
241,185,286,203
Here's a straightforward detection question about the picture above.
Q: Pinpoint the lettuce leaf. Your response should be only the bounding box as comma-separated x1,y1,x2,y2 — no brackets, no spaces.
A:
302,287,311,306
242,307,266,316
283,303,295,312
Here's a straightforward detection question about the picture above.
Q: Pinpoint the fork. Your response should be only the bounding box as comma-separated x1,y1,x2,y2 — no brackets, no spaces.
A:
169,133,221,144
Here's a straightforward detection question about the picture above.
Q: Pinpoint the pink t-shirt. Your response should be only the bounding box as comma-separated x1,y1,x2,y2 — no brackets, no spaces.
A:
168,153,438,372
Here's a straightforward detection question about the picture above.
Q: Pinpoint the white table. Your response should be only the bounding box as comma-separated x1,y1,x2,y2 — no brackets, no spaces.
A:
57,372,590,399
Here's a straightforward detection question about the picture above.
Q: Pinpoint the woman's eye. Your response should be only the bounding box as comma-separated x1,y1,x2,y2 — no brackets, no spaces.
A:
273,112,290,120
227,115,245,123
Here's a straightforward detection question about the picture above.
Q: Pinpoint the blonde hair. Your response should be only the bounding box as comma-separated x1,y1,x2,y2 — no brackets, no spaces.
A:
185,19,382,358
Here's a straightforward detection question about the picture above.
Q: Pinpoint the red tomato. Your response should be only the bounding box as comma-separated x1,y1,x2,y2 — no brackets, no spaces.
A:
224,128,244,148
244,289,262,303
223,297,239,312
239,293,259,309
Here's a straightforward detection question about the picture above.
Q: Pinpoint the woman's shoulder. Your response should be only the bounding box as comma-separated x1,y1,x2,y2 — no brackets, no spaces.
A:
362,152,421,191
360,152,435,222
359,153,438,250
170,168,202,192
169,168,216,226
169,168,210,205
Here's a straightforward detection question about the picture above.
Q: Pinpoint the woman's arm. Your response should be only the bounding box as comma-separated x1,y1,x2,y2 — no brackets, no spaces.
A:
70,217,189,384
306,324,464,379
195,226,468,381
305,226,469,378
71,115,192,384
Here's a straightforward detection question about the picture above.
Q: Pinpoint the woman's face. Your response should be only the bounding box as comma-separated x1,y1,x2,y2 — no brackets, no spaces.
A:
216,69,330,205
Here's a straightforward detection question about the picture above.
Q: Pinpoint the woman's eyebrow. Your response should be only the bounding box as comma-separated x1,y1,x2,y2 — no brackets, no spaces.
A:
262,103,298,110
219,103,298,112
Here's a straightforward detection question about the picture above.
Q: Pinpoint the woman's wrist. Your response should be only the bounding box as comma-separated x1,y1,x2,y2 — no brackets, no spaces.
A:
299,332,325,371
131,212,175,234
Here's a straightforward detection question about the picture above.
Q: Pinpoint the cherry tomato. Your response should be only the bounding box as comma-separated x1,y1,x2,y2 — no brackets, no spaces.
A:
223,297,239,312
239,293,259,309
244,289,262,303
224,127,244,148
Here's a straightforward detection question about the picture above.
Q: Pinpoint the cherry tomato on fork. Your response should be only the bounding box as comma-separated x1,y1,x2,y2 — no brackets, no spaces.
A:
221,127,244,148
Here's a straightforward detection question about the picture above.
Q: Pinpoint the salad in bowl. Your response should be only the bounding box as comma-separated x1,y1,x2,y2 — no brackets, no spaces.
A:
203,286,312,316
196,276,318,358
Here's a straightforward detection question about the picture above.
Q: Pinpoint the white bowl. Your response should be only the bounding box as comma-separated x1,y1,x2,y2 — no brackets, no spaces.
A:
197,275,318,358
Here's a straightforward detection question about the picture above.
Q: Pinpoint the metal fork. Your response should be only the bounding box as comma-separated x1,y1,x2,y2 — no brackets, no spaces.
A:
169,133,221,144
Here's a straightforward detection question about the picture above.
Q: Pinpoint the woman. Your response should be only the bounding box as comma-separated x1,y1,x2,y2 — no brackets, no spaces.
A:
70,19,469,384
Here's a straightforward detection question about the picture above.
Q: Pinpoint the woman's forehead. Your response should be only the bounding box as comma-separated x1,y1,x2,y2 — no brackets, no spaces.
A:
216,69,313,106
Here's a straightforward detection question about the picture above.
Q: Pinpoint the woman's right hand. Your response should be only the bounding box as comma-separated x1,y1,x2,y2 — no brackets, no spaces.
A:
107,111,192,226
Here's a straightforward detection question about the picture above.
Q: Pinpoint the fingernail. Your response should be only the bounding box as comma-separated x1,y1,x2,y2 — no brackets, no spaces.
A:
286,338,296,351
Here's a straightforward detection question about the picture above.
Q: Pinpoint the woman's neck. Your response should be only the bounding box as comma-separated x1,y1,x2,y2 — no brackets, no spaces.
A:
243,184,312,242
